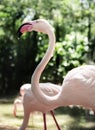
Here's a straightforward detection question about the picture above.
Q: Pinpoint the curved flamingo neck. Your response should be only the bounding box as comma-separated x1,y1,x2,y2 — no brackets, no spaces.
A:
32,29,55,82
31,27,56,104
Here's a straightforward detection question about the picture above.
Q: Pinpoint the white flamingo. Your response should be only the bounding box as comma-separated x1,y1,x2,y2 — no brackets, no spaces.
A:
17,19,95,129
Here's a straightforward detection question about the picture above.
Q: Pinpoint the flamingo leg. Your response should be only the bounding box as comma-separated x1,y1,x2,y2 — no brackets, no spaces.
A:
43,113,47,130
50,111,61,130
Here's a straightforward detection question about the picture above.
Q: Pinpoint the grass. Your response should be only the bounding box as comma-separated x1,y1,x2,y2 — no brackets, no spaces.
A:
0,98,95,130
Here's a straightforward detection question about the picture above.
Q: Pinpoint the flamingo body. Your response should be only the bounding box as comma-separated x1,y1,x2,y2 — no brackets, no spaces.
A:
59,65,95,110
23,83,61,113
16,83,61,130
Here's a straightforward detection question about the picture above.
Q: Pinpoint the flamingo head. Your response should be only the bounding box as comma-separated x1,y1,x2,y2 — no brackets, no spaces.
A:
17,19,53,38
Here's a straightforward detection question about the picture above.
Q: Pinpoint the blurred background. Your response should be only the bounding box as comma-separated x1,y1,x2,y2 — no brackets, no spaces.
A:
0,0,95,129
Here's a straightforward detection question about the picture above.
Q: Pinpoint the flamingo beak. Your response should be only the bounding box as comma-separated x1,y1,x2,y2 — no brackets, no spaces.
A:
17,31,22,38
17,22,33,38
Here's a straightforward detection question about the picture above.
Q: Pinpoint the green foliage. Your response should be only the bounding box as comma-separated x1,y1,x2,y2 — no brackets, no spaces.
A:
56,32,88,74
0,0,95,94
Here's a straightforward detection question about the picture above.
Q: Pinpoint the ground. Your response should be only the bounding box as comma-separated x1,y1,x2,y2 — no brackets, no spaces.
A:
0,98,95,130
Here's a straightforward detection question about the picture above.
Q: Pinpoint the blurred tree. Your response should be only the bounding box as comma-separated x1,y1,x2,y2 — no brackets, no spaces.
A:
0,0,95,95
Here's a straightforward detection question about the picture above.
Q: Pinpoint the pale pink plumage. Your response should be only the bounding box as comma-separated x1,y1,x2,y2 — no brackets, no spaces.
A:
26,19,95,112
17,20,62,130
32,64,95,111
15,83,61,130
17,19,95,130
60,65,95,109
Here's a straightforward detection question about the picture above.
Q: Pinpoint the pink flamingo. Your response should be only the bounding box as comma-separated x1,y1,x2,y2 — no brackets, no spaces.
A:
14,82,61,130
17,19,95,117
18,83,61,130
17,20,62,130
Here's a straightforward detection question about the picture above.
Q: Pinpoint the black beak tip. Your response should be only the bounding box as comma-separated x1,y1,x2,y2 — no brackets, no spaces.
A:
17,30,22,39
